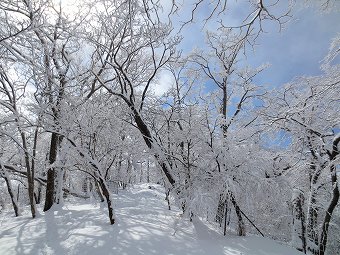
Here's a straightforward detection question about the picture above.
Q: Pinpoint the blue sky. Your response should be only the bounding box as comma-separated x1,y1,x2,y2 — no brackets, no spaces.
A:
249,6,340,87
176,2,340,88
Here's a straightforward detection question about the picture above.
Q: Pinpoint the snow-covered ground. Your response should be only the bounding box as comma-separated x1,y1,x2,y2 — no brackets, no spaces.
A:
0,184,303,255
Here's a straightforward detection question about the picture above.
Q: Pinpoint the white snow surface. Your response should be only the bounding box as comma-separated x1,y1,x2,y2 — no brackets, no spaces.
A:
0,184,303,255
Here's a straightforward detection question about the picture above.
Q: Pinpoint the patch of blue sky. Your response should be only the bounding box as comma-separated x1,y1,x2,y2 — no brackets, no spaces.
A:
333,127,340,135
174,1,340,89
261,129,293,150
249,5,340,88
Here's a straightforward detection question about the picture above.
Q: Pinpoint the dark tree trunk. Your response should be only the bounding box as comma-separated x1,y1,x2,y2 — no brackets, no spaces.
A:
66,137,115,225
292,189,307,254
304,136,325,254
307,156,321,254
95,179,105,202
230,191,246,236
318,165,339,255
216,194,225,226
147,159,150,183
1,171,20,217
307,193,319,255
44,132,60,211
318,136,340,255
44,168,55,211
132,107,175,186
34,183,42,204
98,177,115,225
165,188,171,210
223,198,229,236
20,131,36,218
222,84,228,134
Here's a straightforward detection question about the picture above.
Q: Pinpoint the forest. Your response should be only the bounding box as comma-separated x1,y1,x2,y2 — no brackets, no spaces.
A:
0,0,339,255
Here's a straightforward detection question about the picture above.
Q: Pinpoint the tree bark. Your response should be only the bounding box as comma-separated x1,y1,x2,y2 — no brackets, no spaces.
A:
292,189,307,254
307,191,319,254
98,177,115,225
44,132,62,211
95,179,105,202
318,165,339,255
223,198,229,236
318,135,340,255
20,131,36,218
34,183,42,204
230,191,246,236
0,168,20,217
132,106,176,186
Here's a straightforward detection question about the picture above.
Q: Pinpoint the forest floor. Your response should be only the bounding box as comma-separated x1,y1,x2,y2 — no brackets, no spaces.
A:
0,184,303,255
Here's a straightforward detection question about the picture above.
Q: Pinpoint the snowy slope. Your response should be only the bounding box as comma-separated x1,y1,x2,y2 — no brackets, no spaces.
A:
0,184,303,255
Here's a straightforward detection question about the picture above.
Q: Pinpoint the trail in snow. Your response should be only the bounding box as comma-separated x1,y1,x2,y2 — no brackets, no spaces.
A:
0,184,303,255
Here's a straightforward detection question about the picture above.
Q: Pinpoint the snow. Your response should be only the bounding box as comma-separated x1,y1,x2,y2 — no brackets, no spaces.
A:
0,184,303,255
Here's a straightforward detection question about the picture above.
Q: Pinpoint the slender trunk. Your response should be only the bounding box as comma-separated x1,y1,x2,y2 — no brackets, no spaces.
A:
216,194,225,226
222,84,227,134
132,107,175,186
117,152,122,182
34,183,42,204
126,158,132,185
20,131,36,218
165,188,171,210
31,126,39,204
98,177,115,225
147,159,150,183
229,191,246,236
17,184,21,201
1,169,20,217
140,162,143,183
223,198,228,236
95,179,105,202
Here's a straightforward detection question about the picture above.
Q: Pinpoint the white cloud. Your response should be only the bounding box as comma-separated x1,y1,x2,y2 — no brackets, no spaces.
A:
153,70,175,96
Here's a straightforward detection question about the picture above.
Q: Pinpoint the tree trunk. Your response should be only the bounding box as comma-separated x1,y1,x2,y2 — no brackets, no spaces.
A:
165,188,171,210
44,132,62,211
147,159,150,183
318,164,339,255
20,131,36,218
98,177,115,225
307,192,319,254
230,191,246,236
216,194,225,226
307,158,321,254
223,198,229,236
66,136,115,225
132,107,175,186
34,183,42,204
54,167,64,205
318,135,340,255
95,179,105,202
44,168,56,211
291,189,307,254
1,169,20,217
